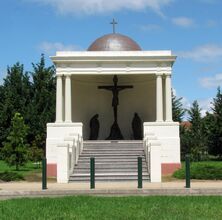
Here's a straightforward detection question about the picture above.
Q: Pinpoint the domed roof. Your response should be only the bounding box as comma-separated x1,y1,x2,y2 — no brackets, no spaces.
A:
87,33,142,51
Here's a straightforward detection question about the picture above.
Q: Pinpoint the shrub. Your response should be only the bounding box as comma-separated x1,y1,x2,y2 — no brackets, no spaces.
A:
173,162,222,180
0,171,24,182
1,113,29,170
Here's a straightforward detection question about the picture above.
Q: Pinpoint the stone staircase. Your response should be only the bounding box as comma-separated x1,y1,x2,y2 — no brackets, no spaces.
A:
69,140,150,182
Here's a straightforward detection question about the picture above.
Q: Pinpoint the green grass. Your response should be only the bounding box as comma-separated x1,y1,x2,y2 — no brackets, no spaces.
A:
173,161,222,180
0,196,222,219
0,160,41,182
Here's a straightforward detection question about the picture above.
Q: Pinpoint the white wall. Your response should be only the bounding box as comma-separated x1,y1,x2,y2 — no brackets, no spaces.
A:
144,122,181,164
71,75,156,140
46,122,83,164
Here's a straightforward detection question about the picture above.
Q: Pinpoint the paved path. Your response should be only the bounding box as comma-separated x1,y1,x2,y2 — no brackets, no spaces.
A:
0,180,222,199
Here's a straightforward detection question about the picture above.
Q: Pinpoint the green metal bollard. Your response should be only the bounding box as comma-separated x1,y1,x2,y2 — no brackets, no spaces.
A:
185,154,191,188
42,157,47,190
138,157,143,189
90,157,95,189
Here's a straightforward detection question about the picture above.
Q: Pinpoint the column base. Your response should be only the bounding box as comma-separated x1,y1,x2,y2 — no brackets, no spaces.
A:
165,120,173,122
55,120,63,123
161,163,181,175
47,163,57,177
65,120,72,123
156,120,164,122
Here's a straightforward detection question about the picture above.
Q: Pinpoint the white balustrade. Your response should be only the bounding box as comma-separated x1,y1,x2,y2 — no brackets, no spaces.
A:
57,133,83,183
143,133,161,183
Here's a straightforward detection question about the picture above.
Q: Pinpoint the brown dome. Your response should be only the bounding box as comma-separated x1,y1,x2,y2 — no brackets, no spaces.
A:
88,33,142,51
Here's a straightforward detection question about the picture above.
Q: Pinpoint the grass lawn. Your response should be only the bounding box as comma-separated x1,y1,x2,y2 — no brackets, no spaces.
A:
0,196,222,219
173,161,222,180
0,160,41,182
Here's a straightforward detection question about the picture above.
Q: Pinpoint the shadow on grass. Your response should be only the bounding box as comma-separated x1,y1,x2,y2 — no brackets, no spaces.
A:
0,160,42,182
0,171,24,182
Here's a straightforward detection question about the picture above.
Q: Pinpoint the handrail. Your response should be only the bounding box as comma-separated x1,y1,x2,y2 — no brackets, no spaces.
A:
67,134,83,176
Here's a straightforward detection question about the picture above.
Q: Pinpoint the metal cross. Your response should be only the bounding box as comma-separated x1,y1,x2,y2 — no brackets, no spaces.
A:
110,18,118,34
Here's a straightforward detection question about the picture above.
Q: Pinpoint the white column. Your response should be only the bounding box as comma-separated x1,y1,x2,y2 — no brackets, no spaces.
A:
65,74,72,123
56,75,63,123
165,74,173,122
156,74,163,122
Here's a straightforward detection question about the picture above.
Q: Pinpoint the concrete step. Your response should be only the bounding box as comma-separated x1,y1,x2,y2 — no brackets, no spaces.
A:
71,172,149,176
77,158,146,161
82,149,144,151
75,164,147,168
69,175,150,182
70,140,149,182
83,141,143,144
74,169,148,173
78,161,146,164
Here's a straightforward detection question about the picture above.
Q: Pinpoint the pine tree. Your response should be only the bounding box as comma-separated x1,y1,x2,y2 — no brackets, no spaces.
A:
207,87,222,157
2,113,29,170
172,91,185,122
186,100,208,161
0,63,32,148
28,54,56,150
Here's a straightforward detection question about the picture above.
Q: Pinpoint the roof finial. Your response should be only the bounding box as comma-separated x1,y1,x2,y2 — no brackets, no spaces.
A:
110,18,118,34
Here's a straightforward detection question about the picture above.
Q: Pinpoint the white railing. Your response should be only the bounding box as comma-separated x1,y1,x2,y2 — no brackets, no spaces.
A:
57,133,83,183
143,134,151,174
68,134,83,176
143,132,161,183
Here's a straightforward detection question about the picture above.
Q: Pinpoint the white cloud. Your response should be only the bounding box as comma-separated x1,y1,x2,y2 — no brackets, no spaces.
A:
199,73,222,88
25,0,173,16
0,68,7,85
177,44,222,62
206,19,218,28
199,0,218,4
181,96,213,118
38,41,81,55
198,98,213,116
140,24,162,31
171,17,194,28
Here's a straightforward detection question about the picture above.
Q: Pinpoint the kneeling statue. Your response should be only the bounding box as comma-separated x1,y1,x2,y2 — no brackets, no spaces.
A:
132,112,142,140
89,114,99,140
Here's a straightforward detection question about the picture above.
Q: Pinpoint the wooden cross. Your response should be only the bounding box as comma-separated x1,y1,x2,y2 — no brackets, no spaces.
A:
110,18,118,34
98,75,133,123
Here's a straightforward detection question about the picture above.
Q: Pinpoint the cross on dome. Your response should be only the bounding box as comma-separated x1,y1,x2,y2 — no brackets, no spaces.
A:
110,18,118,34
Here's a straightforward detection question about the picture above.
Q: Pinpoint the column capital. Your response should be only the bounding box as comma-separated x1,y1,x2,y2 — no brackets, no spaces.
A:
164,73,171,77
56,74,63,78
64,73,72,77
156,72,163,77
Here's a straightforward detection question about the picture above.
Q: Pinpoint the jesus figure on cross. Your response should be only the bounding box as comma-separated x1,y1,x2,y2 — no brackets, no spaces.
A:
98,75,133,139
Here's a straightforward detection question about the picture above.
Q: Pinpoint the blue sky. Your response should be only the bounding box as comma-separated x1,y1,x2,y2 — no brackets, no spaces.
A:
1,0,222,114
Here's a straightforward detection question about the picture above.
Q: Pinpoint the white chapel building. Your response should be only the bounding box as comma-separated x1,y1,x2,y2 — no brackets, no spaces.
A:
46,28,181,183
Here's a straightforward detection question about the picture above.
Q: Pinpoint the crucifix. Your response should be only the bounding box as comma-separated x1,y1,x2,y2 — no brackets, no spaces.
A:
110,18,118,34
98,75,133,140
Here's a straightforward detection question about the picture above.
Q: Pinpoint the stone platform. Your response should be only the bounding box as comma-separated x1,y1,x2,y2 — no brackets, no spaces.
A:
1,180,222,199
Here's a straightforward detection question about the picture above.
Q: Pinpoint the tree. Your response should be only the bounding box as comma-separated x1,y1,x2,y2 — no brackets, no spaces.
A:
0,63,32,148
172,91,185,122
207,87,222,157
1,113,29,170
186,100,208,161
28,135,44,168
28,54,56,150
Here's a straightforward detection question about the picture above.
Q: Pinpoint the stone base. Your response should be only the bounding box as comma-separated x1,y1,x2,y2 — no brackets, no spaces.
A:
106,122,124,140
46,122,83,180
161,163,181,175
47,163,57,177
